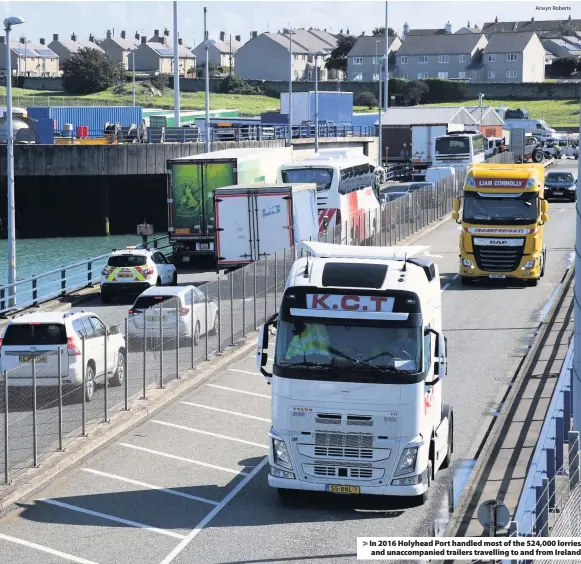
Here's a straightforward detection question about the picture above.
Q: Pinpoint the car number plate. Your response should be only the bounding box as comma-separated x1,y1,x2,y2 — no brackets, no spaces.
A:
325,484,360,494
118,273,133,278
489,274,506,279
553,192,563,196
147,316,157,322
20,356,47,363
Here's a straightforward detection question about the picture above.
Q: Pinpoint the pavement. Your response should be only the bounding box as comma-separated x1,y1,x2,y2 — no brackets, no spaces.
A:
0,160,577,563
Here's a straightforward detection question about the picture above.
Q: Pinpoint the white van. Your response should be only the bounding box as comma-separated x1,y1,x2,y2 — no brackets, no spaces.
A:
504,119,556,140
425,166,456,185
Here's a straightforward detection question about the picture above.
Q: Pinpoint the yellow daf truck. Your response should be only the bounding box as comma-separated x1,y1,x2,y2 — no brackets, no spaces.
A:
452,163,549,286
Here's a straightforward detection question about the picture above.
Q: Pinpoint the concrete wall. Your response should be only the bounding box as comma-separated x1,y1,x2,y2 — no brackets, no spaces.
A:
0,137,377,176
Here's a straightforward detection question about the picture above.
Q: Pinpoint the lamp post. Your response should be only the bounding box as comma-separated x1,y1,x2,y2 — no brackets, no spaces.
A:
203,15,216,154
172,0,180,128
378,57,385,167
287,28,295,147
131,48,136,106
4,16,25,306
384,1,389,111
313,50,325,153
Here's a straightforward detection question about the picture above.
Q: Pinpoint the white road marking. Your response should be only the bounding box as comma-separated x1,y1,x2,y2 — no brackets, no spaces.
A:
0,532,99,564
38,498,186,540
180,402,270,422
118,443,248,476
159,457,269,564
441,283,451,292
423,251,443,258
81,468,219,506
207,383,270,399
152,420,269,448
453,273,460,280
228,368,259,375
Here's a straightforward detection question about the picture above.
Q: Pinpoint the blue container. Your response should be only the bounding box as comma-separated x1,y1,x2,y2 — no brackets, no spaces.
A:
352,112,380,128
34,117,56,144
280,92,353,126
27,106,143,137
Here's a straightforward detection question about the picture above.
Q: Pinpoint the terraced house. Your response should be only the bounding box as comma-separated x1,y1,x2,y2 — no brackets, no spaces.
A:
347,35,402,82
0,37,59,77
393,33,487,81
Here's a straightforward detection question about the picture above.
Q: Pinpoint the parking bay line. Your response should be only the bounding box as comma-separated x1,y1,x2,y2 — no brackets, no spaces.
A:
206,383,270,399
159,457,269,564
81,468,219,506
152,420,269,449
38,498,186,540
228,368,260,375
118,443,248,476
180,402,270,422
0,532,99,564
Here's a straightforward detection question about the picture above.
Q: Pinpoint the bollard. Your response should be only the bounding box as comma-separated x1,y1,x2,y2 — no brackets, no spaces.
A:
556,416,564,470
546,447,556,510
87,261,93,286
61,268,66,296
242,269,247,338
103,331,109,423
32,276,38,306
189,289,195,368
204,288,209,361
571,367,574,416
142,312,147,399
175,298,180,379
230,275,235,347
535,478,549,536
253,261,257,330
217,278,222,353
1,288,5,312
124,319,129,411
159,301,164,388
58,348,64,451
564,389,572,436
569,431,580,489
4,371,9,484
32,358,38,467
81,337,87,436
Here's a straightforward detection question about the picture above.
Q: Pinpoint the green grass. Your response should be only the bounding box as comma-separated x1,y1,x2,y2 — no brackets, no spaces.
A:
422,98,580,127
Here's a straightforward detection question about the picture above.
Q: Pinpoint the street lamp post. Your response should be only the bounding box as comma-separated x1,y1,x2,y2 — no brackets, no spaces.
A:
313,50,324,153
131,48,136,106
172,0,180,128
4,16,25,306
204,6,210,152
287,28,295,147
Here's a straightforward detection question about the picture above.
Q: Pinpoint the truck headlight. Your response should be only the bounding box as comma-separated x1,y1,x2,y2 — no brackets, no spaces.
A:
392,475,422,486
395,446,418,476
270,467,296,479
465,177,475,188
523,260,536,269
273,439,292,469
526,178,536,189
462,258,474,268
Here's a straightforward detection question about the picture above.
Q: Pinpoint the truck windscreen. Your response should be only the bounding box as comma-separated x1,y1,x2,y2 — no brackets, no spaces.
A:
463,192,538,225
436,137,470,156
281,167,333,191
274,320,422,382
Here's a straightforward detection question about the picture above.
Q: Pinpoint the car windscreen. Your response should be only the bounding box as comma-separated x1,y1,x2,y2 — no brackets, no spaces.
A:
281,167,333,191
546,173,574,183
3,323,67,346
133,295,176,310
107,255,147,267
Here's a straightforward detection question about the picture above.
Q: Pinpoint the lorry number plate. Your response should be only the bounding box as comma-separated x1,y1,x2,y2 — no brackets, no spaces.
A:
326,485,360,494
489,274,506,279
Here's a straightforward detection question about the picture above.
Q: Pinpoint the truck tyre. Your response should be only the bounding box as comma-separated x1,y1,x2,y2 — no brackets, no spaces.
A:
171,272,178,286
571,194,578,203
532,150,543,163
277,488,294,504
440,405,453,470
101,291,112,304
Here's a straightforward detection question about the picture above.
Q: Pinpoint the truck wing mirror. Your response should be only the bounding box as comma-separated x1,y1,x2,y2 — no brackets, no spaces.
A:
451,210,459,221
256,314,277,381
452,198,461,212
427,328,447,381
541,199,549,214
541,213,549,223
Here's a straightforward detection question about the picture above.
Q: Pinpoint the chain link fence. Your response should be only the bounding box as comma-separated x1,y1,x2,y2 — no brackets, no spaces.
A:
0,168,468,487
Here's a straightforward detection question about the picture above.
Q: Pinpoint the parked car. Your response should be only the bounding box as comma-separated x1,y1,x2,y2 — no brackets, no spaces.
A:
542,140,562,160
127,285,219,348
544,171,577,202
0,311,126,402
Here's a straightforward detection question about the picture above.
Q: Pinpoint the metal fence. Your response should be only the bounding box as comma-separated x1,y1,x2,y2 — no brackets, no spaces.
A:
0,235,172,316
0,170,465,486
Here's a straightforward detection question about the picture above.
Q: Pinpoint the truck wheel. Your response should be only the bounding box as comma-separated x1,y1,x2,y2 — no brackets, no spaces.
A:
532,150,543,163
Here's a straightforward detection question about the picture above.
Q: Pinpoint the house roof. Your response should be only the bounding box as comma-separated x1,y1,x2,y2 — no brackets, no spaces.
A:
212,38,242,54
52,39,105,54
146,42,195,58
283,28,337,53
482,19,581,35
23,42,58,58
381,106,477,126
263,32,309,54
464,106,504,124
406,29,447,36
108,36,137,51
306,29,338,46
397,33,485,55
455,27,481,34
550,39,581,56
483,31,537,52
348,35,398,57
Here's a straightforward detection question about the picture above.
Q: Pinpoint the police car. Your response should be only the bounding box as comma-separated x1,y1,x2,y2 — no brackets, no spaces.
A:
100,247,177,303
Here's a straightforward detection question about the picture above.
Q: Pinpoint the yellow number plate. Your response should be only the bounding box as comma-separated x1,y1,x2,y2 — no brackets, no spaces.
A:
20,356,47,363
326,485,360,494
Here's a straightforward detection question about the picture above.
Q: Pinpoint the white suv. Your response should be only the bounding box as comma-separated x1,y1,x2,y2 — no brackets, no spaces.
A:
100,247,177,303
0,311,126,402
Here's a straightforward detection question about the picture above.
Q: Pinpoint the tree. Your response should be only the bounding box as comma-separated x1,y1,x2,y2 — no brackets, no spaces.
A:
62,47,124,94
402,80,429,105
355,91,378,109
325,35,357,74
372,27,396,37
550,57,580,78
218,74,263,95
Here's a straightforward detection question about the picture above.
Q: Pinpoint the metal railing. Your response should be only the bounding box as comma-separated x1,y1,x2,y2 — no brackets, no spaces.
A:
0,171,464,484
0,235,172,316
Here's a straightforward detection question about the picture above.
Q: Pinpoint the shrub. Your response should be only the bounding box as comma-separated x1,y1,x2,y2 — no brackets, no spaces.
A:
218,75,263,95
62,47,124,94
355,91,378,109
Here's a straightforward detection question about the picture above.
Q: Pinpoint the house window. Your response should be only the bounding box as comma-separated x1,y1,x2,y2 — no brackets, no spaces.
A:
400,55,408,64
353,57,363,65
417,71,428,79
488,70,496,79
402,72,409,79
507,53,518,62
352,72,363,81
438,71,449,79
459,54,466,63
458,71,466,79
506,69,517,79
373,73,380,81
487,54,496,62
438,55,449,64
418,55,428,64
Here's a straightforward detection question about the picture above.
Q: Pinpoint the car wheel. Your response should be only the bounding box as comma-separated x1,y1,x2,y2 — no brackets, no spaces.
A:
209,312,218,336
110,350,125,387
171,272,178,286
193,321,201,346
84,364,95,402
572,195,578,203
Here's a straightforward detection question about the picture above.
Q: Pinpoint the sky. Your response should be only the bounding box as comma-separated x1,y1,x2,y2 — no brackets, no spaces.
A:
2,0,580,49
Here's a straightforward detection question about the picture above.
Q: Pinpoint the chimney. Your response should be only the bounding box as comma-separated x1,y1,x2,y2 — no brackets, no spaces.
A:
89,34,95,43
531,17,534,22
71,33,77,41
402,22,409,40
53,33,59,42
569,15,572,20
20,36,25,44
235,35,241,42
154,29,159,37
106,30,112,40
0,37,4,44
121,30,126,39
40,38,45,45
220,31,225,41
141,35,147,44
251,31,258,38
135,32,140,41
164,28,169,37
495,16,498,23
467,21,470,28
445,21,452,34
178,38,183,46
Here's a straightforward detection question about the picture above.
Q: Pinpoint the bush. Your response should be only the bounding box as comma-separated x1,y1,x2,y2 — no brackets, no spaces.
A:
218,75,263,95
355,91,378,109
422,79,467,102
62,47,124,94
402,80,429,105
150,73,170,91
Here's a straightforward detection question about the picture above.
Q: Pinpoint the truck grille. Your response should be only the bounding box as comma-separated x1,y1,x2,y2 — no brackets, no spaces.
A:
474,245,524,272
314,466,373,479
315,431,374,449
314,446,374,459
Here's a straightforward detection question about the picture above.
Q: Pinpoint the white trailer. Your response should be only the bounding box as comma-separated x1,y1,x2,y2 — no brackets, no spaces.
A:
213,183,318,268
256,241,453,504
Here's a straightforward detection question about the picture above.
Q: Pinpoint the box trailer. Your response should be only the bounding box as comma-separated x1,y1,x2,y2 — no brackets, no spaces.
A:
214,183,318,268
280,92,353,126
167,147,292,265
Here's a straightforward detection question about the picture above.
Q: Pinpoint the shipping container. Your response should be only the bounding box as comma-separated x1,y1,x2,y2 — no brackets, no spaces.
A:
352,112,379,128
27,106,143,137
280,92,353,126
213,183,318,267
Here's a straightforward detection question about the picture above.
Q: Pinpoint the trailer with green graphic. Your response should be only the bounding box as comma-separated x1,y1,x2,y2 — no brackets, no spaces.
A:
167,147,293,266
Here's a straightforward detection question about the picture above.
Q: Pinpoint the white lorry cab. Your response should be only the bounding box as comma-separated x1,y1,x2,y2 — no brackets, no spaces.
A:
256,241,453,504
